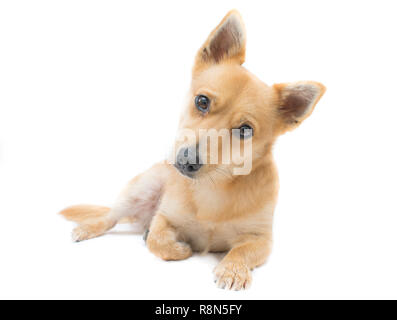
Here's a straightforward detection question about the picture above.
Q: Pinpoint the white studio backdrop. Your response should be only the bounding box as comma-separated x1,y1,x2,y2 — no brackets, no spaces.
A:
0,0,397,299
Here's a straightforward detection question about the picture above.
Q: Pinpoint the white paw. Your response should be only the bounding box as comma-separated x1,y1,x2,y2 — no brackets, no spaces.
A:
214,261,252,290
71,225,90,242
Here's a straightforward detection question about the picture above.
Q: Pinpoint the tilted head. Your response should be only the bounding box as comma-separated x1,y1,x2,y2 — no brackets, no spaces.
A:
173,10,325,181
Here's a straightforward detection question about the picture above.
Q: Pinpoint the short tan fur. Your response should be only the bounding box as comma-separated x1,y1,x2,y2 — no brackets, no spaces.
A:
60,10,325,290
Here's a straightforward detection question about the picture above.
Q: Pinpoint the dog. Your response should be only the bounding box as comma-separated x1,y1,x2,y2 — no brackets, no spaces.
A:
60,10,325,290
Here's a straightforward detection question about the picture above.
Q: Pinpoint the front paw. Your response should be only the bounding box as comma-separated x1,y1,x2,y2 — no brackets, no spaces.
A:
214,261,252,290
147,235,192,261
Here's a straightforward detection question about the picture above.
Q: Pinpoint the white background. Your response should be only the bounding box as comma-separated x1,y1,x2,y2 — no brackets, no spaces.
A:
1,0,397,299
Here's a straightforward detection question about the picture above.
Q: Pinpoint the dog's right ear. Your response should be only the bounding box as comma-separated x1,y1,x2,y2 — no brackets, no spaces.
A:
193,10,246,73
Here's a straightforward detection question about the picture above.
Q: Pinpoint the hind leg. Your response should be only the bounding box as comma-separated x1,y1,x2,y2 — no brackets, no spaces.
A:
69,163,168,242
72,218,116,242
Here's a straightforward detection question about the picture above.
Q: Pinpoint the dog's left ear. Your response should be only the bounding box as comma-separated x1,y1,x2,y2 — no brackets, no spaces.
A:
273,81,326,132
194,10,246,72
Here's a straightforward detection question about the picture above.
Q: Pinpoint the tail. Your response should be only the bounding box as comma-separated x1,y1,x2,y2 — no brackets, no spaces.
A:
59,205,133,224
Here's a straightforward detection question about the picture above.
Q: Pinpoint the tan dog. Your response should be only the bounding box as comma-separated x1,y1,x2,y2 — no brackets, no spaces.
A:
60,10,325,290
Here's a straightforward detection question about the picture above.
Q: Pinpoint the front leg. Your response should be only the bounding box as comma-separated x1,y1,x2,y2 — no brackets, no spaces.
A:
146,214,192,261
214,234,272,290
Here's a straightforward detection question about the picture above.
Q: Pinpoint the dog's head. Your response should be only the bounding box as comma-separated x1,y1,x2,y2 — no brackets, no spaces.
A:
172,10,325,181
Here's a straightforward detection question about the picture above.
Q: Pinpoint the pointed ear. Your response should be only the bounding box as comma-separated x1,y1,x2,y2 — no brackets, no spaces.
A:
273,81,326,131
194,10,246,72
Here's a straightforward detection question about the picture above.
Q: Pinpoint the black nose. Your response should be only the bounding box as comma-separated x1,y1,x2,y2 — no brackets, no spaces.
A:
175,146,202,177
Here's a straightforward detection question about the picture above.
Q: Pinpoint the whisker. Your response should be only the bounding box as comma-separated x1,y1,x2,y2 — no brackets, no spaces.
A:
215,167,233,180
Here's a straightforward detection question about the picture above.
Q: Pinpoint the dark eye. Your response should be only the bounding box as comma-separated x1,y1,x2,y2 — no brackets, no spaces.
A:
238,124,253,139
195,95,210,113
